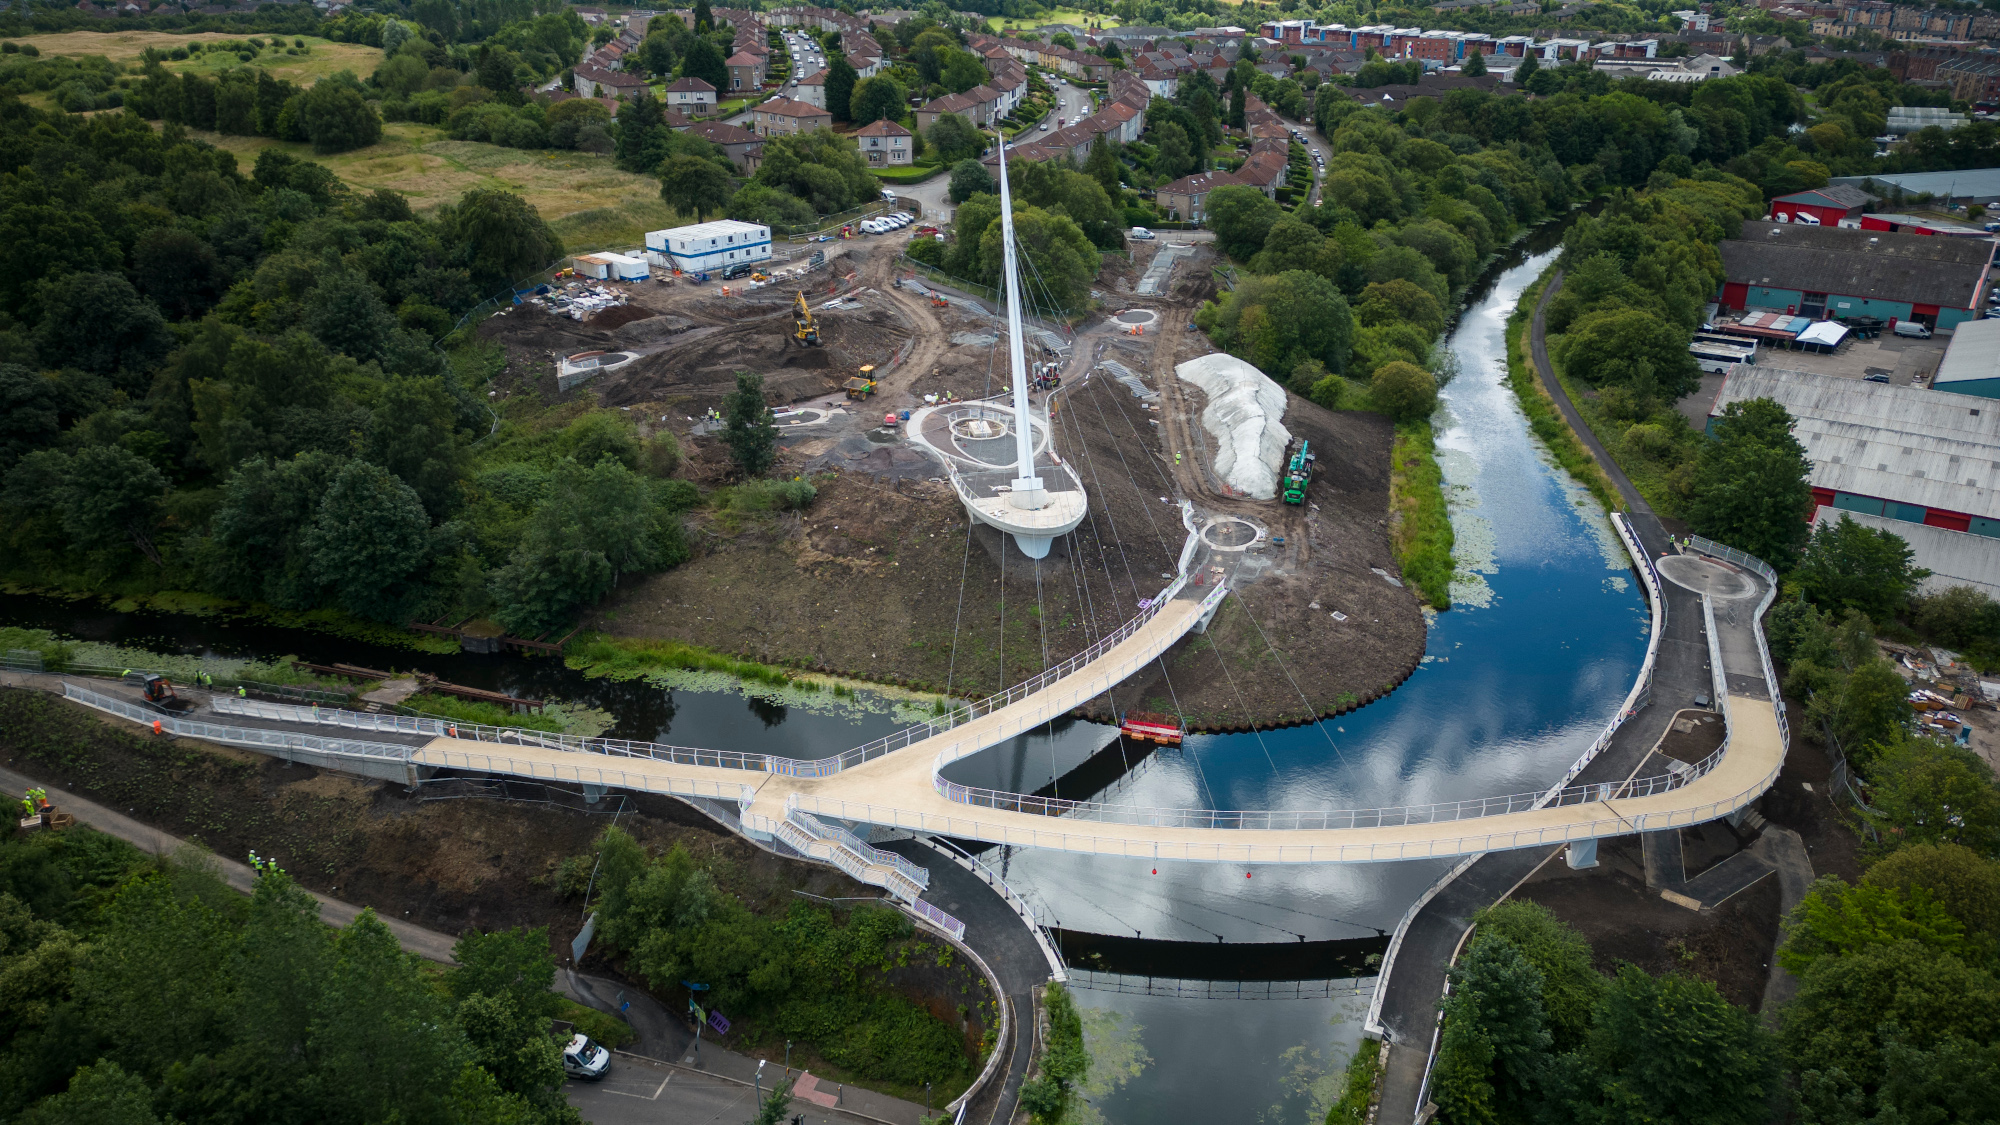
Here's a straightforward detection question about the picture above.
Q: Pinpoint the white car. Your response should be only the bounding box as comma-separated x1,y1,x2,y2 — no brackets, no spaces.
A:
1129,227,1156,240
861,219,887,234
562,1035,611,1081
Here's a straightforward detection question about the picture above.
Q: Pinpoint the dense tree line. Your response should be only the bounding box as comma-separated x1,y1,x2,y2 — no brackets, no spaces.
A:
923,158,1115,311
0,97,692,638
0,826,580,1125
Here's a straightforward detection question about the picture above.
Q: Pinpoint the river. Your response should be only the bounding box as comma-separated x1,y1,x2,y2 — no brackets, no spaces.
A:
0,229,1644,1124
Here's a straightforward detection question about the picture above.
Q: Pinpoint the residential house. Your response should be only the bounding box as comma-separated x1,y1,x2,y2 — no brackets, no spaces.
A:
665,75,718,117
688,120,766,171
573,65,648,98
793,67,828,109
846,51,883,78
753,95,833,136
725,50,765,91
854,118,913,165
1156,169,1244,222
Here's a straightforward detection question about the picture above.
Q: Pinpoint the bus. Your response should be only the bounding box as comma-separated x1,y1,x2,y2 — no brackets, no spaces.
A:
1689,339,1755,374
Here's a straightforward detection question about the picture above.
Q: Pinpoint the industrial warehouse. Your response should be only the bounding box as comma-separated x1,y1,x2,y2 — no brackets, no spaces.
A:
1716,219,1995,333
1710,365,2000,595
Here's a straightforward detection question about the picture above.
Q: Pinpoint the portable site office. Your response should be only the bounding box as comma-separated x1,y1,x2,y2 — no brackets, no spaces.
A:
645,220,773,274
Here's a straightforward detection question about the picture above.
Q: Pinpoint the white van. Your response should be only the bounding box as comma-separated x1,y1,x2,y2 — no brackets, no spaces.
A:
1893,320,1933,339
562,1034,610,1080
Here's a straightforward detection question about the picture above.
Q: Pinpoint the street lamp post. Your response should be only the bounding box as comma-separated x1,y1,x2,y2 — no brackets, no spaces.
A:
755,1059,767,1103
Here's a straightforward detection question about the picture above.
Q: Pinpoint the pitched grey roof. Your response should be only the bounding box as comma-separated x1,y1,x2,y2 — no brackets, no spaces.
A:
1720,220,1993,310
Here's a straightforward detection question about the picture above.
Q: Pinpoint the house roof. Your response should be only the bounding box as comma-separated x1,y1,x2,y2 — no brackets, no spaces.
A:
1720,220,1993,310
577,65,647,88
667,76,717,93
1773,185,1877,210
845,51,875,69
855,118,912,137
688,120,762,145
796,67,828,85
726,51,763,66
759,95,832,117
1157,169,1244,196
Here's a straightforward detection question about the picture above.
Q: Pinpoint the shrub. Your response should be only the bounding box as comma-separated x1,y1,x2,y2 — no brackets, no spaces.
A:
1370,361,1438,423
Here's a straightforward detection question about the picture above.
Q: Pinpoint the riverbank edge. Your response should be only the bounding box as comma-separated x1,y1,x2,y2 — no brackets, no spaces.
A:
1390,419,1454,611
1502,266,1625,515
0,578,464,654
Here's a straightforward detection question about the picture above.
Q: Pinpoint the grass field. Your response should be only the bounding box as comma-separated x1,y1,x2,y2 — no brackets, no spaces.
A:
991,8,1123,30
22,30,383,85
187,123,686,248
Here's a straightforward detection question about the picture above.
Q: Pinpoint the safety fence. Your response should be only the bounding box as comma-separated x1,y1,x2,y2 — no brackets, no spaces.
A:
1068,970,1374,1001
1,655,352,704
897,254,1001,304
63,684,413,767
908,898,968,943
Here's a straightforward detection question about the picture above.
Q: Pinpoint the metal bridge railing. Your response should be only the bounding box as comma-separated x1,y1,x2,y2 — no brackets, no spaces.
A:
63,684,412,765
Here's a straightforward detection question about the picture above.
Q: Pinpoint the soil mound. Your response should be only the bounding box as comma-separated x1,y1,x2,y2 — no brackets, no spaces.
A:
590,305,659,330
782,349,833,369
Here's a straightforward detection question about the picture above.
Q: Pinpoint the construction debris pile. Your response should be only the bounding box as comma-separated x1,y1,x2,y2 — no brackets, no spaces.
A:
1885,641,1997,745
527,281,629,320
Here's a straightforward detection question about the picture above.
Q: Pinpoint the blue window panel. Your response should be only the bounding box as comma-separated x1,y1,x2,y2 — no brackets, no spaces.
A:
1834,493,1885,516
1973,518,2000,539
1886,502,1928,523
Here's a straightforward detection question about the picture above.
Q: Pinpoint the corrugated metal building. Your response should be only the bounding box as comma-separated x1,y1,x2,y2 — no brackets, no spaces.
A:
1935,317,2000,399
1716,220,1994,332
1710,365,2000,595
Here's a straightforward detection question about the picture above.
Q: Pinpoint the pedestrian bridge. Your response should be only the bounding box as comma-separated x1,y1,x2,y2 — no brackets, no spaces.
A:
60,510,1788,870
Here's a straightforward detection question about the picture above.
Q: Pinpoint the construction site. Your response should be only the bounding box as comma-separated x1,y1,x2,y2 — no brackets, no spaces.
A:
477,234,1429,730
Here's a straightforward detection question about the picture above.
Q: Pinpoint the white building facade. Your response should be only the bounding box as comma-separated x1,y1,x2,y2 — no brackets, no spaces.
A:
645,220,773,273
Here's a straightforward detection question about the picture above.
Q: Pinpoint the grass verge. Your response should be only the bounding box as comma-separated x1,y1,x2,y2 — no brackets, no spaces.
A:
401,692,567,734
1389,421,1454,610
565,632,801,688
875,161,945,183
1501,266,1624,515
555,996,636,1048
1324,1038,1383,1125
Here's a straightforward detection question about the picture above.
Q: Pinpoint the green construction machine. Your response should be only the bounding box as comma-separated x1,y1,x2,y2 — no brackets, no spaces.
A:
1281,439,1315,505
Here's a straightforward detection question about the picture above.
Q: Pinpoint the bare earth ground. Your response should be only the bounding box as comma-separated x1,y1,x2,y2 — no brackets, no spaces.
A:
556,240,1428,728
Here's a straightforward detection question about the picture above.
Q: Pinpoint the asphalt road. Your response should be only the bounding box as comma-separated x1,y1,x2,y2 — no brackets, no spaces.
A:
566,1053,902,1125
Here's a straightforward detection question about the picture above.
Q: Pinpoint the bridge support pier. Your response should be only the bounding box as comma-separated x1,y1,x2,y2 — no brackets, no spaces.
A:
1565,838,1599,870
582,783,606,804
1190,591,1226,634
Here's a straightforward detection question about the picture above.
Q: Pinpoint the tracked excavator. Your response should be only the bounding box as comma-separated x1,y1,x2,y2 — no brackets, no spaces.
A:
792,291,821,346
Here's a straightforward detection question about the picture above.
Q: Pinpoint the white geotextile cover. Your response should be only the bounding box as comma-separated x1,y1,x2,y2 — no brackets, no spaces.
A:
1175,353,1292,500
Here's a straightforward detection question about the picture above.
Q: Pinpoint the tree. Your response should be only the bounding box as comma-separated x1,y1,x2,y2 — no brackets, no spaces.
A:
926,111,982,165
681,37,727,92
210,451,346,606
1228,80,1246,129
1574,967,1777,1125
304,264,399,364
724,371,778,475
1084,132,1121,196
303,458,433,622
753,129,880,214
1370,361,1438,424
1779,875,1971,975
1205,183,1282,259
1516,52,1540,84
1152,120,1194,181
1193,269,1355,378
825,53,859,124
6,446,168,564
1464,48,1487,76
940,48,987,94
1471,901,1604,1050
17,1061,160,1125
1051,31,1076,49
440,189,562,293
1783,939,2000,1121
1556,307,1700,401
299,79,382,154
752,1077,797,1125
659,154,734,221
948,158,994,204
692,0,712,32
848,75,906,124
1862,843,2000,941
1356,279,1445,336
0,364,59,472
33,272,172,389
1433,937,1551,1123
1864,734,2000,855
1684,397,1814,569
1793,514,1928,622
365,375,469,517
490,456,686,636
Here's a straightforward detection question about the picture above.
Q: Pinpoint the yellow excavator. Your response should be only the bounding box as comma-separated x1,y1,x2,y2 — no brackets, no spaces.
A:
793,291,821,346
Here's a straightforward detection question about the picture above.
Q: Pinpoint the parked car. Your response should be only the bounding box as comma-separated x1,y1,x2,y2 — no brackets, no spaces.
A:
562,1034,611,1080
1129,227,1157,240
1893,320,1933,339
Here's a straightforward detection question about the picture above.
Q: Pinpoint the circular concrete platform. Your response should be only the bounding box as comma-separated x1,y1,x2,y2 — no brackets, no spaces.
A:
1200,516,1264,552
1114,308,1159,328
1658,554,1758,599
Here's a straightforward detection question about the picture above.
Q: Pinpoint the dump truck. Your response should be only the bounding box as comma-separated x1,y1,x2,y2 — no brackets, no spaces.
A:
843,364,878,400
130,672,197,713
794,291,822,346
1281,439,1315,505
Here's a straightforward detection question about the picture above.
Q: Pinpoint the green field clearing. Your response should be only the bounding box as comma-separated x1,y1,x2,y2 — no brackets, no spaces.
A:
22,30,383,84
186,123,687,249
